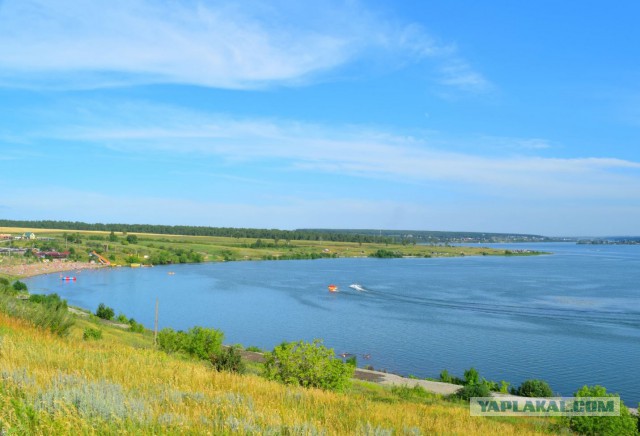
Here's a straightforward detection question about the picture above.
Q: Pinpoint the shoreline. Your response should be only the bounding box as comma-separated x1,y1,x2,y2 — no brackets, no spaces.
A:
0,261,106,278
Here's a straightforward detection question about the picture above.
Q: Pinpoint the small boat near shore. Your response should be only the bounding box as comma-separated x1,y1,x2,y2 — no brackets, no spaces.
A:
349,283,365,291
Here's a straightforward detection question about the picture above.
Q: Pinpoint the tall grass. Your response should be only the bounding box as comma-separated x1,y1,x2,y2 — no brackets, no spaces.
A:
0,293,74,336
0,312,555,434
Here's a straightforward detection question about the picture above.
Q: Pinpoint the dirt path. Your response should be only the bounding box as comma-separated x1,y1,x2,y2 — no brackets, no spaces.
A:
354,368,462,395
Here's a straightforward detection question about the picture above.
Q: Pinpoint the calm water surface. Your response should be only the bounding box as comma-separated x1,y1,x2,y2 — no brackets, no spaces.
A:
25,243,640,404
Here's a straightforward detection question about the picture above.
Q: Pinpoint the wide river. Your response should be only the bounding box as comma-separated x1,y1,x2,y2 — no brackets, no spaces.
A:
25,242,640,405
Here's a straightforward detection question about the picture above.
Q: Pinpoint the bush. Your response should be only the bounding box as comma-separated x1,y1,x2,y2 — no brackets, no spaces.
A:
439,369,452,383
185,326,224,360
95,303,114,320
157,326,224,360
1,281,18,296
369,249,402,258
12,281,28,292
83,327,103,341
128,318,145,333
263,339,355,391
439,369,465,385
210,346,246,374
29,293,67,310
391,385,433,402
514,379,553,397
0,293,74,336
157,328,186,353
564,385,638,436
455,382,491,401
464,367,479,385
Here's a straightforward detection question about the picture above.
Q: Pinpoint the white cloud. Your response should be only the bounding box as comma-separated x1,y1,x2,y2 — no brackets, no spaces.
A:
0,0,488,91
30,101,640,202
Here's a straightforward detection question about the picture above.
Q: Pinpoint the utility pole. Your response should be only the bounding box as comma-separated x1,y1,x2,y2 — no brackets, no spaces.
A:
153,298,159,347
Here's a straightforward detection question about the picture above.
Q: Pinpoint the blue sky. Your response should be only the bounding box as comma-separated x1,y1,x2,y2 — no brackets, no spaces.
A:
1,0,639,236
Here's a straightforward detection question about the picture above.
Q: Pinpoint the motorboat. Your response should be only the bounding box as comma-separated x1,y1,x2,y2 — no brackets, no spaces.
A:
349,284,365,291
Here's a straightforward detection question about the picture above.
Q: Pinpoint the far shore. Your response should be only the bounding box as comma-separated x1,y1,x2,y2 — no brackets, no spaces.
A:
0,261,105,278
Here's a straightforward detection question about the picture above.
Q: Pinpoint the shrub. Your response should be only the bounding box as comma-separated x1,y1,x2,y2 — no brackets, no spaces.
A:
0,281,18,296
36,374,147,422
463,367,479,385
263,339,355,391
157,326,224,360
369,249,402,258
564,385,638,436
29,293,67,310
0,293,74,336
95,303,114,320
157,328,186,353
0,277,11,294
514,379,553,397
439,369,464,385
185,326,224,360
391,385,433,402
499,380,510,394
439,369,451,383
128,318,145,333
455,382,491,401
83,327,103,341
12,281,28,292
245,345,263,352
210,347,246,374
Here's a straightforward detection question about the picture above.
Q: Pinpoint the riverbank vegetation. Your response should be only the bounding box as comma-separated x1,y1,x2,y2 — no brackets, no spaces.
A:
0,225,546,277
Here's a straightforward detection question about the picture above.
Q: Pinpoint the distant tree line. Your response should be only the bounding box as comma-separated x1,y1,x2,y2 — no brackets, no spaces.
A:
303,228,550,243
0,219,392,244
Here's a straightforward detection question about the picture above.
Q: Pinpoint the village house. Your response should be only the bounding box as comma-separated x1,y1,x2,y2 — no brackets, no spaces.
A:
22,232,37,240
35,250,70,260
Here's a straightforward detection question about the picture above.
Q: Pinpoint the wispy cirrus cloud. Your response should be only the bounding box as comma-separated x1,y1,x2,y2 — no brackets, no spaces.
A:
0,0,489,91
23,101,640,202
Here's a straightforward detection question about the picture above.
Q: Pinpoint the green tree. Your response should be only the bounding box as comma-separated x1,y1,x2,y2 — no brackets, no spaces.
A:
108,231,118,242
263,339,354,391
95,303,115,320
565,385,638,436
126,234,138,244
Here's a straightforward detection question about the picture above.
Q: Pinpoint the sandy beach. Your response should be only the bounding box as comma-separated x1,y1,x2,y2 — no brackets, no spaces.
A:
0,261,105,278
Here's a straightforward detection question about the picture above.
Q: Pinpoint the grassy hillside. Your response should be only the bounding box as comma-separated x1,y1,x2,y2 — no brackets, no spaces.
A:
0,309,556,434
